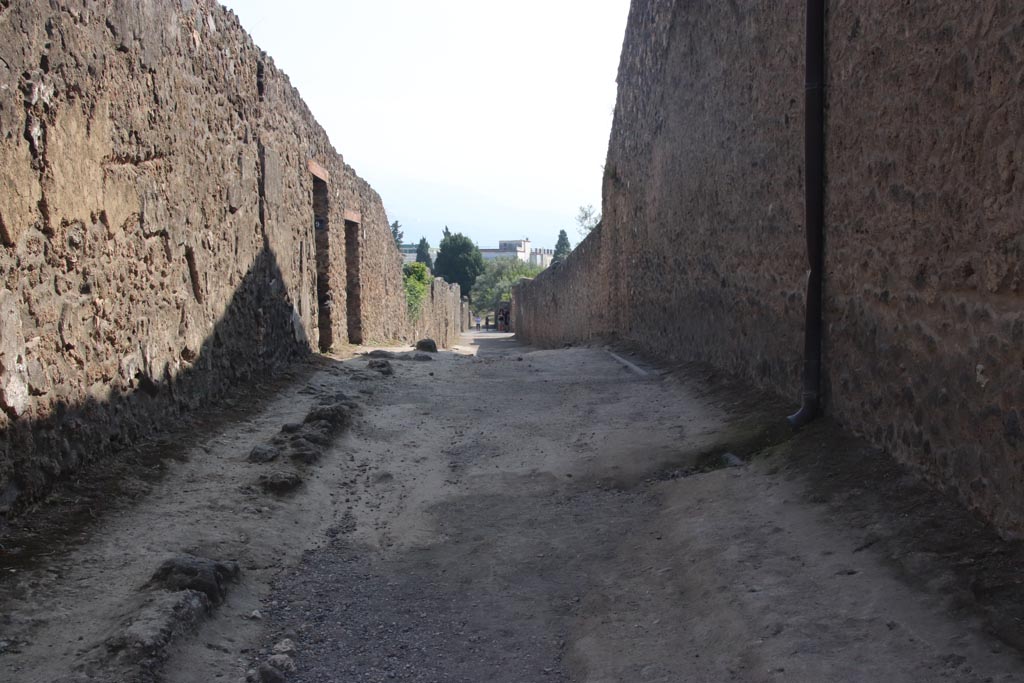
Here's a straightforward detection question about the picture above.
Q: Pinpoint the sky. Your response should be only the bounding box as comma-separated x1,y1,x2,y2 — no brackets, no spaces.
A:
219,0,631,250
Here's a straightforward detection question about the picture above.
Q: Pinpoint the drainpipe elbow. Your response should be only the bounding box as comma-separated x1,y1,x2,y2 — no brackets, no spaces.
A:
787,358,821,430
787,394,819,429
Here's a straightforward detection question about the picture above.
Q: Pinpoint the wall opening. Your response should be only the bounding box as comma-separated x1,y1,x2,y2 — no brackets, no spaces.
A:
312,177,332,352
344,219,363,344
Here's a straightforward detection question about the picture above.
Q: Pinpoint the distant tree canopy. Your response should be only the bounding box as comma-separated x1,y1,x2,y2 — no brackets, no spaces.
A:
403,261,432,319
415,237,433,270
553,229,572,260
470,258,544,314
575,204,601,238
390,220,403,248
433,229,484,300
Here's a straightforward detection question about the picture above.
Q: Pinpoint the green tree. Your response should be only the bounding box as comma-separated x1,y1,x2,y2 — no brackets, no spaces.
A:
433,229,484,299
390,220,404,247
470,258,544,314
575,204,601,238
553,229,572,260
403,261,432,319
415,237,433,270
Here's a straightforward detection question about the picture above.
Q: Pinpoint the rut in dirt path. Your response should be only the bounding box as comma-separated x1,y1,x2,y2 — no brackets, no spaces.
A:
0,354,387,683
253,333,694,683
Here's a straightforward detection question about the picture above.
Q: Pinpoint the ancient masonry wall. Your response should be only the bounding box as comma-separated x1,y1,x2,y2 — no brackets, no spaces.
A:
513,0,1024,534
512,227,610,346
409,278,462,350
0,0,462,510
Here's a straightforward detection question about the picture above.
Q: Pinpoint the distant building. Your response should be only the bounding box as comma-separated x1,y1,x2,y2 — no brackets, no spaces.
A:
529,248,554,268
399,243,438,265
479,239,554,268
481,239,532,262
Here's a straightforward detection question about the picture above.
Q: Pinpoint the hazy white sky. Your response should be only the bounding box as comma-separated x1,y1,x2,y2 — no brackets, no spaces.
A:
219,0,630,250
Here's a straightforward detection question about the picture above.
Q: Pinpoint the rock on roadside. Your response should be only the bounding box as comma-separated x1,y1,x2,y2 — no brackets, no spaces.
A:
259,470,303,494
104,589,210,680
146,554,240,605
248,444,281,464
368,359,394,375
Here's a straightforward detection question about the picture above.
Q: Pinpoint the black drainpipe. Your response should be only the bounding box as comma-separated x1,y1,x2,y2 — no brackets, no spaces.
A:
788,0,826,429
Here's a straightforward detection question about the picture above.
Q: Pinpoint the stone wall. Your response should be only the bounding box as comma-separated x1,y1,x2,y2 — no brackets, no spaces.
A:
512,227,610,346
514,0,1024,534
0,0,462,511
823,2,1024,534
409,278,463,350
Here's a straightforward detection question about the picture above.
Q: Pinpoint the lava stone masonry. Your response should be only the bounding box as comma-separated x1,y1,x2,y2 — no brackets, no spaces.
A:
514,0,1024,535
0,0,463,511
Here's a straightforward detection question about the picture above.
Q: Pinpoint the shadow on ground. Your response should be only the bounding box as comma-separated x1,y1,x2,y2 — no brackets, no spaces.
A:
770,419,1024,652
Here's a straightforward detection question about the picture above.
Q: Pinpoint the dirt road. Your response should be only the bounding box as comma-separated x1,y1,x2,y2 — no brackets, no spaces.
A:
2,332,1023,682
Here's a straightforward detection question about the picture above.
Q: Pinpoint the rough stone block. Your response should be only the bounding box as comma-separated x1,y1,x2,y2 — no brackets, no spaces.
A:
415,338,438,353
0,140,41,247
0,290,29,417
147,554,240,605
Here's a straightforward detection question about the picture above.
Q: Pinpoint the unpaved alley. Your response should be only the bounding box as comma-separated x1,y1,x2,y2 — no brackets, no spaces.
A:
2,332,1024,682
